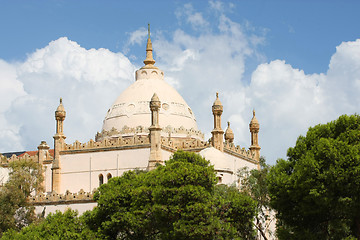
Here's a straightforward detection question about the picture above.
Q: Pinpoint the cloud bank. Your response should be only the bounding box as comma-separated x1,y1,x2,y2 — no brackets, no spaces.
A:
0,3,359,165
2,37,136,151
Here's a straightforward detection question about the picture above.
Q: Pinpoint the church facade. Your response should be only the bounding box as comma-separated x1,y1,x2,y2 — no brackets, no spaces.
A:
0,31,261,216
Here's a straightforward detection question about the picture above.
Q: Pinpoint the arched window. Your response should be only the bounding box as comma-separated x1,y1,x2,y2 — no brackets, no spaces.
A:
107,173,112,181
99,174,104,186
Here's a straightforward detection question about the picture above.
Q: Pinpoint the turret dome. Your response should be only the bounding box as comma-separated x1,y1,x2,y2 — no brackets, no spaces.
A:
55,98,66,119
249,110,259,130
224,121,234,143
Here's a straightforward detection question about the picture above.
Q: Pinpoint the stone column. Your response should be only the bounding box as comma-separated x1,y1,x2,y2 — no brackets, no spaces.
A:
52,98,66,193
148,93,162,170
211,93,224,152
249,110,261,162
37,141,50,164
37,141,49,193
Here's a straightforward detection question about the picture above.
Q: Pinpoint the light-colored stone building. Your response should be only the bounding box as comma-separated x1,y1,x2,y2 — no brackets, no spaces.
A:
0,29,261,217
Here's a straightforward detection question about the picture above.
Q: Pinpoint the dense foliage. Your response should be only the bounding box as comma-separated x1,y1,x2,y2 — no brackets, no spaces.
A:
1,209,98,240
238,157,273,240
0,159,43,236
85,150,256,239
268,114,360,239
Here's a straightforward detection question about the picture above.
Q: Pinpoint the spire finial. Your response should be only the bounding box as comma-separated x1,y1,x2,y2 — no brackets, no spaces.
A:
227,121,230,127
60,98,63,104
253,109,255,117
216,92,219,98
143,24,156,67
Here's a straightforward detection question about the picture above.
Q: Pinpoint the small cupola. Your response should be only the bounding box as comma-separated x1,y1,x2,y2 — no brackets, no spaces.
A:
55,98,66,119
249,110,259,131
224,121,234,143
212,92,223,113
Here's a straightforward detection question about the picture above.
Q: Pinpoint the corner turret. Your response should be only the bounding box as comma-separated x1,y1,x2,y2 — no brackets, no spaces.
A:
249,110,261,161
52,98,66,193
211,92,224,151
148,93,162,170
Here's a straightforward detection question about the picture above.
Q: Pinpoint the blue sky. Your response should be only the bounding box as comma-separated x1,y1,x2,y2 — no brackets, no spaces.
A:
1,1,359,73
0,0,360,164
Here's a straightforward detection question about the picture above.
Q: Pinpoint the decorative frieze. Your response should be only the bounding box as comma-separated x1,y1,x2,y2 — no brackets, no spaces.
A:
161,137,209,151
28,189,95,205
96,125,204,142
0,153,38,167
64,135,150,151
223,141,258,163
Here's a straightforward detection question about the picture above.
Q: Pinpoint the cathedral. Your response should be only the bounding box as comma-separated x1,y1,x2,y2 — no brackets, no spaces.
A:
0,29,261,216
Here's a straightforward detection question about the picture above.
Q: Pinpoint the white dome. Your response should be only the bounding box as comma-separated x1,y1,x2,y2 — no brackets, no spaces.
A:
199,147,231,171
100,67,203,140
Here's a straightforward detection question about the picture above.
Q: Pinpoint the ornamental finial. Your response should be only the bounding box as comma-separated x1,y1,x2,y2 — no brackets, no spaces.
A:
143,23,156,66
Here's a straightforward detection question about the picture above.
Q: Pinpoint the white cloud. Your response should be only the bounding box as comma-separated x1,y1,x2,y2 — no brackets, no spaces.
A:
128,28,148,46
0,60,26,151
325,39,360,114
244,40,360,162
1,37,136,152
123,27,148,55
247,60,328,161
0,60,25,113
176,3,209,30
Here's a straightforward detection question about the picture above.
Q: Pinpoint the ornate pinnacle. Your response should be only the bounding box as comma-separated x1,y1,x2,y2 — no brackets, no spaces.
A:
143,23,156,66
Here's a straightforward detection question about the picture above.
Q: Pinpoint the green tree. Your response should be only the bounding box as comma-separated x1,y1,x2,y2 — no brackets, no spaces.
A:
85,150,256,239
0,159,43,236
268,114,360,239
1,209,98,240
238,157,274,240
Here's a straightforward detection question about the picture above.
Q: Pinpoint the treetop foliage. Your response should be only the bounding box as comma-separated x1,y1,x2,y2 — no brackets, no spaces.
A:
268,114,360,239
1,209,97,240
86,150,256,239
0,159,43,236
238,157,274,240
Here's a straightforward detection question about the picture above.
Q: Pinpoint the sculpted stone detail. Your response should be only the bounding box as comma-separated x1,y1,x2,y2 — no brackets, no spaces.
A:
105,100,195,121
136,68,164,80
65,135,150,151
28,189,95,205
0,153,39,167
161,137,210,151
162,103,169,111
96,125,204,141
223,141,256,162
